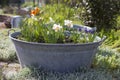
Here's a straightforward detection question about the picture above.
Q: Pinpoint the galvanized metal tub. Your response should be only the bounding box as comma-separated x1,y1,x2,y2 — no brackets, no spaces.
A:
9,32,105,72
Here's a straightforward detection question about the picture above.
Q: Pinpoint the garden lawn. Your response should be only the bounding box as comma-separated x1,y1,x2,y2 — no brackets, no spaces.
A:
0,29,17,62
112,30,120,52
103,30,120,53
0,29,120,80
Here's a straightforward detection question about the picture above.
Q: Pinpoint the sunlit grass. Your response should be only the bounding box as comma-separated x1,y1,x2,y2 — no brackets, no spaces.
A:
0,29,17,62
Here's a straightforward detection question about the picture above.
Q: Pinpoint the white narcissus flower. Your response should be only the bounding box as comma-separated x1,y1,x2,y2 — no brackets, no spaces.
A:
31,16,38,21
52,24,63,32
64,20,73,28
49,17,54,23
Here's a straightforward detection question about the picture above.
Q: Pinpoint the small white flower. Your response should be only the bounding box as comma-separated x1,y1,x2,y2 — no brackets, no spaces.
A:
52,24,63,32
83,0,86,4
83,0,88,5
31,16,38,21
64,20,73,28
87,9,91,13
49,17,54,23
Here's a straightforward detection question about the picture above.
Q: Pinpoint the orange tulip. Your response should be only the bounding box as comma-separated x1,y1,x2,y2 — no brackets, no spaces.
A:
31,7,40,16
35,7,40,14
31,10,36,16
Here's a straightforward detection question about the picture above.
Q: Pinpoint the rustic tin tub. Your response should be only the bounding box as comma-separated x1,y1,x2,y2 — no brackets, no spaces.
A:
9,25,106,72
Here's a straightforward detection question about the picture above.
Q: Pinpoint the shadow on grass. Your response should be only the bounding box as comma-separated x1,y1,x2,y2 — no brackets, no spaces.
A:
11,48,120,80
11,66,113,80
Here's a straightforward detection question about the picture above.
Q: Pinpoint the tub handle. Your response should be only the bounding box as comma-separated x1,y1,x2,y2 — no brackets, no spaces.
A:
8,29,16,36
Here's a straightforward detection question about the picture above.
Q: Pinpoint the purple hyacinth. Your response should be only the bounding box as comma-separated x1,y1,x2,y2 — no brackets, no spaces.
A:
84,27,96,34
89,27,96,34
77,25,96,34
89,30,95,34
78,27,82,31
84,28,90,33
